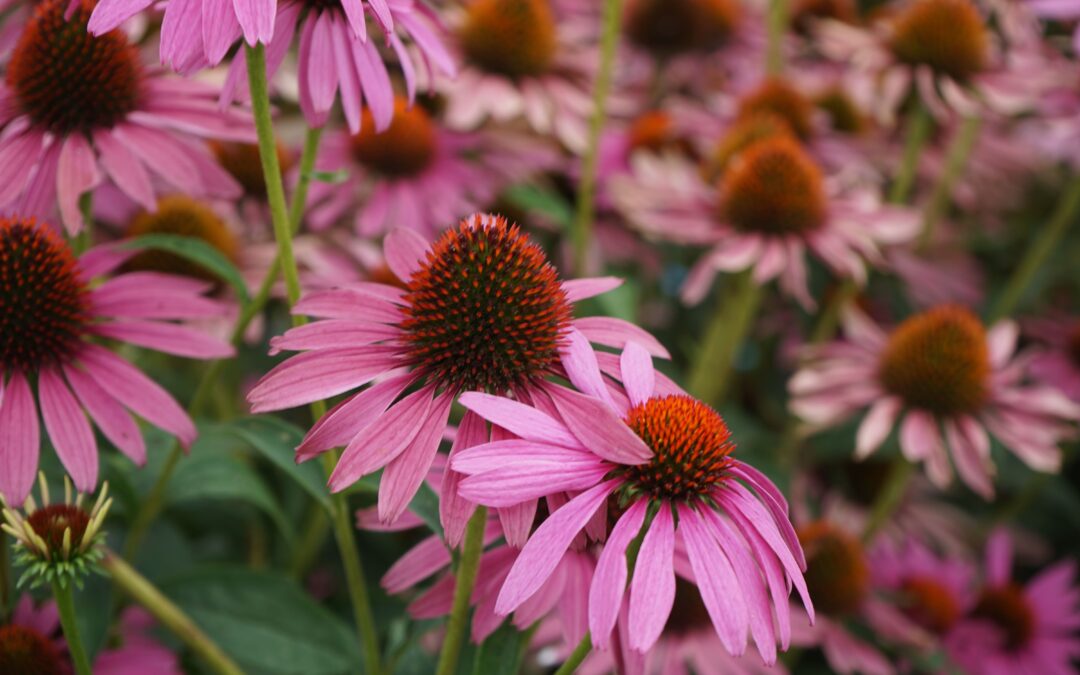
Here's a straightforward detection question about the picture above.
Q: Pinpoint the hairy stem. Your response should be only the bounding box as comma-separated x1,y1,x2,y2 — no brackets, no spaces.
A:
435,506,489,675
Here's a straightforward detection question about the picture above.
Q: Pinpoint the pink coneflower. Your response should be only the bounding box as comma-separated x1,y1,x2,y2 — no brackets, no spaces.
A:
0,0,250,235
435,0,597,153
1026,314,1080,402
1027,0,1080,54
611,137,918,308
216,0,455,134
1,596,180,674
247,213,667,525
306,98,557,238
947,530,1080,675
450,341,813,661
816,0,1052,124
869,538,974,640
789,305,1080,498
0,216,233,503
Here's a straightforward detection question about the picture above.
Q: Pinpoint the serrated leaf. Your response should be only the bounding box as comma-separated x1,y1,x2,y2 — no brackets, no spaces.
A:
161,567,364,675
220,417,331,512
121,234,250,305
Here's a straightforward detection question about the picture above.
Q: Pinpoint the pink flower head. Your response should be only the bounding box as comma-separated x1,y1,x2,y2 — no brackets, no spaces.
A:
611,140,918,309
947,530,1080,675
218,0,455,135
1026,313,1080,402
0,216,234,503
0,0,251,234
306,98,558,238
790,305,1080,498
450,341,813,661
435,0,598,153
869,538,975,639
247,213,668,525
2,595,180,674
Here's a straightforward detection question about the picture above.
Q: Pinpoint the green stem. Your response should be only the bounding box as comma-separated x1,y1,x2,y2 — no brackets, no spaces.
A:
73,193,94,254
889,103,933,204
988,174,1080,323
289,125,323,232
103,553,244,675
687,269,763,406
918,115,981,249
123,445,183,560
52,581,94,675
861,458,915,543
435,506,489,675
555,633,593,675
246,42,381,675
1,530,9,617
572,0,624,277
766,0,789,75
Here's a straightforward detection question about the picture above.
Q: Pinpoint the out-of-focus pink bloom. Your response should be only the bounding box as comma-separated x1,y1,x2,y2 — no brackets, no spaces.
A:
947,530,1080,674
306,98,557,237
2,595,180,674
0,0,249,234
790,306,1080,498
611,142,918,308
247,213,667,525
1026,314,1080,402
451,341,812,660
0,217,233,503
1028,0,1080,54
870,538,975,640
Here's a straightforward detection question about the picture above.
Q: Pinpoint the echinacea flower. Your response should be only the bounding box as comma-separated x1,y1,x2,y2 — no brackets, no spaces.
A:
0,0,250,234
306,98,557,237
436,0,597,152
789,305,1080,497
1,595,180,674
247,213,667,525
869,538,974,640
1027,0,1080,54
0,217,233,503
122,195,241,285
1026,313,1080,402
947,530,1080,675
611,136,918,308
450,341,813,661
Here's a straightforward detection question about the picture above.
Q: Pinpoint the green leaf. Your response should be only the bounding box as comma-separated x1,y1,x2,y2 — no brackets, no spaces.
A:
309,169,350,184
409,480,444,538
220,417,331,512
166,439,293,543
161,567,364,675
121,234,250,305
503,183,574,229
471,623,531,675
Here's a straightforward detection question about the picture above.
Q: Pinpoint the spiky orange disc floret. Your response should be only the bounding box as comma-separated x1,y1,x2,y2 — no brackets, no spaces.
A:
7,0,141,134
0,218,89,372
798,521,869,616
26,503,92,560
0,625,64,675
717,136,827,235
623,0,740,57
351,99,438,177
460,0,557,78
622,395,735,501
737,78,816,140
900,577,963,634
971,583,1035,649
889,0,988,81
124,196,238,283
211,141,292,199
626,111,695,158
400,214,572,393
878,305,990,416
705,112,795,181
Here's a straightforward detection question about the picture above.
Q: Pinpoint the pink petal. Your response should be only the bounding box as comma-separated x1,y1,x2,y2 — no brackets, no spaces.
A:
441,410,486,548
457,392,580,449
458,459,609,507
57,134,102,235
562,277,622,303
497,500,537,549
589,500,647,649
987,321,1018,368
93,129,155,211
985,529,1013,586
855,396,901,459
91,321,234,359
628,502,676,652
560,329,616,407
247,348,396,412
378,391,454,522
0,373,39,503
679,507,749,655
382,534,450,593
88,0,154,34
384,227,430,282
232,0,274,45
944,417,994,499
547,385,653,465
63,364,146,465
619,342,655,407
38,368,98,492
495,479,619,615
297,372,414,461
573,316,670,359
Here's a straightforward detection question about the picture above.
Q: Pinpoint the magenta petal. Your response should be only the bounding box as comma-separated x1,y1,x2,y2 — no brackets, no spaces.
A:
985,529,1013,586
77,344,196,448
38,368,98,492
88,0,154,34
589,499,647,649
297,372,414,461
247,348,395,412
63,363,146,465
93,129,155,211
619,342,655,407
495,479,619,615
378,391,454,523
457,392,580,448
547,385,653,465
572,316,670,359
628,502,676,652
559,329,616,407
382,534,450,593
441,411,486,548
679,507,749,655
91,321,234,359
562,277,621,303
384,228,430,282
458,459,609,507
57,134,101,235
0,373,40,503
232,0,274,45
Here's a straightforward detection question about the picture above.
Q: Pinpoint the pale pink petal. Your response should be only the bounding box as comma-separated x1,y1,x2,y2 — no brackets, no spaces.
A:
497,499,536,549
297,372,415,460
57,134,102,235
384,227,430,282
457,392,580,448
382,534,450,593
620,342,655,407
93,129,155,211
232,0,274,45
589,500,647,649
987,321,1018,368
441,411,486,548
855,396,902,459
63,364,146,465
572,316,670,359
458,459,609,507
562,277,621,303
560,329,616,407
547,385,653,465
38,368,97,492
88,0,154,34
379,391,454,522
629,502,676,652
679,507,749,655
91,321,234,359
0,373,39,503
944,417,994,499
247,348,396,412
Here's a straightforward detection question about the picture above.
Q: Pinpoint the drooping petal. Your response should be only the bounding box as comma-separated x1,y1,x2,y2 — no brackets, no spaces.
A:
441,411,486,548
679,506,749,655
589,500,647,650
38,368,97,492
0,373,39,503
546,385,653,465
628,503,676,652
619,342,655,407
63,363,146,465
378,391,455,523
855,396,902,459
